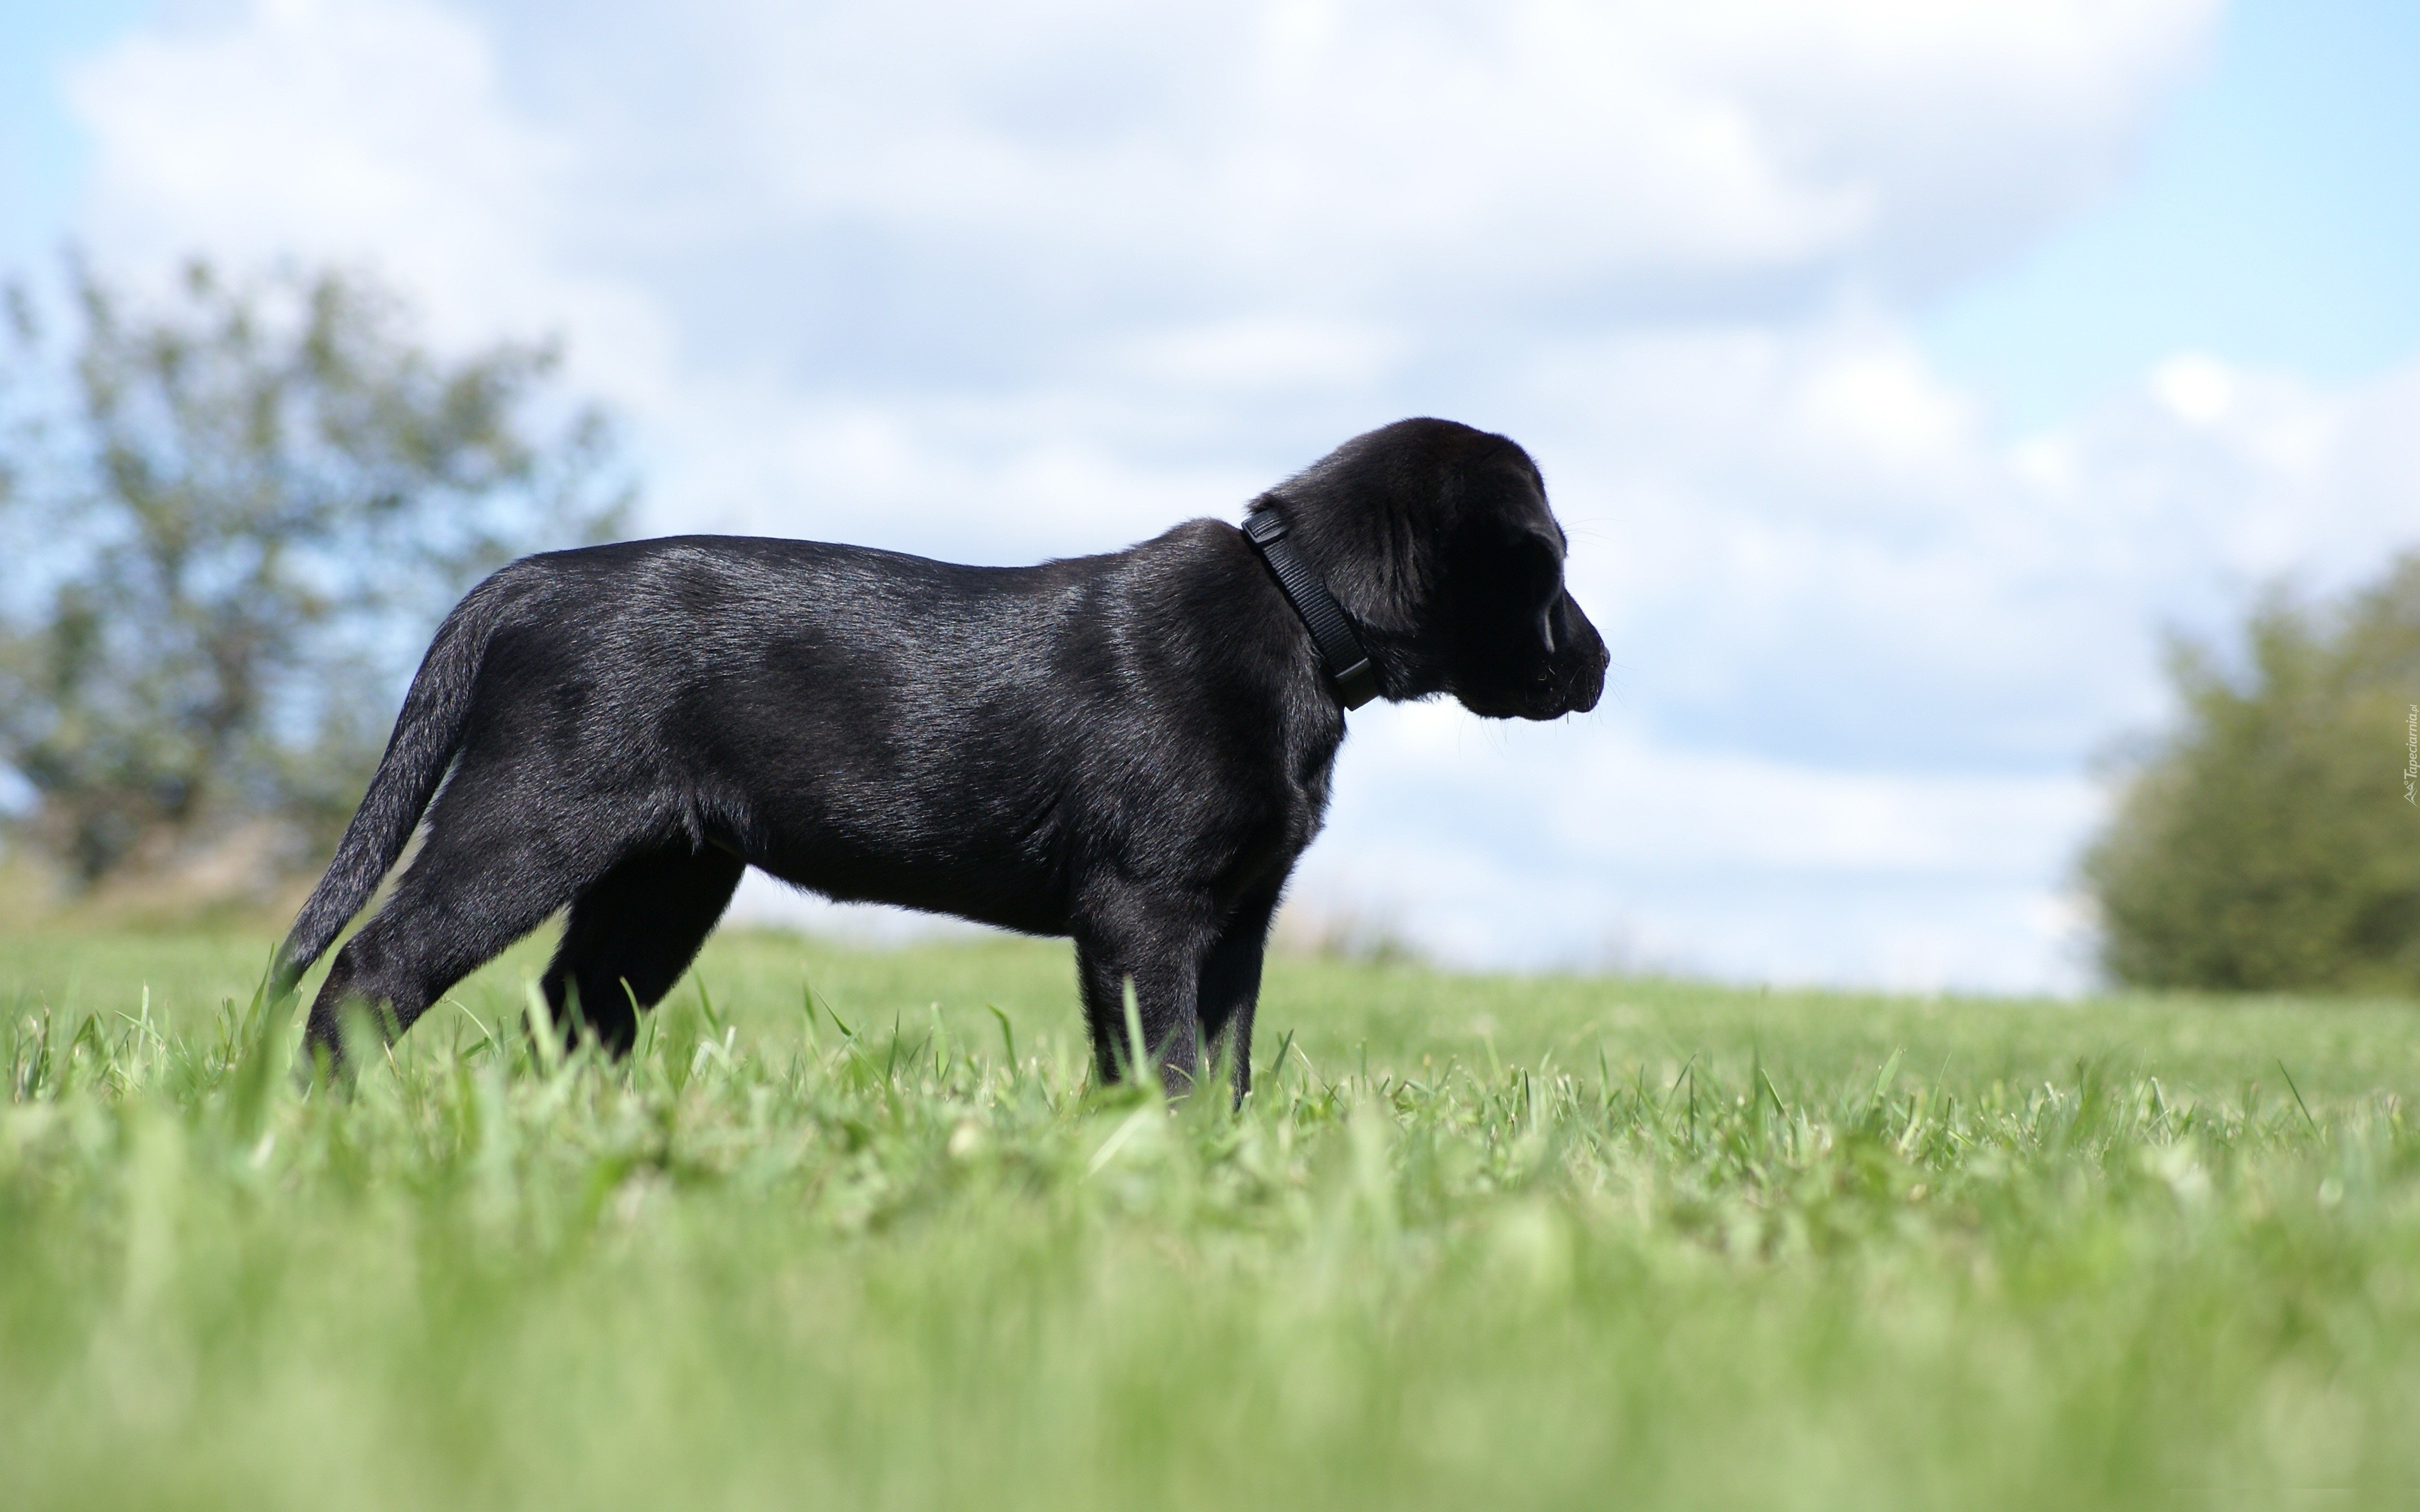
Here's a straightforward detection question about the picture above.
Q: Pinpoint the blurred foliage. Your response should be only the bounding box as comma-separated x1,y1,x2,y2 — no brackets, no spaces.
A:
0,254,630,891
2084,554,2420,994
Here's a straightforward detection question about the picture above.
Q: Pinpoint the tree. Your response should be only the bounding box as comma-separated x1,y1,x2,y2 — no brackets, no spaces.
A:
0,255,630,891
2082,556,2420,995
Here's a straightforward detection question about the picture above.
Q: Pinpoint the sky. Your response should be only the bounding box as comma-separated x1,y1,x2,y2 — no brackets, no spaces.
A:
3,0,2415,994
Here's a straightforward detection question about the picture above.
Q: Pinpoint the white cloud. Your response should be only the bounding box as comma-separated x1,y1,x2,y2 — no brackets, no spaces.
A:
2152,351,2235,425
67,0,2215,384
1117,318,1407,393
55,0,2420,994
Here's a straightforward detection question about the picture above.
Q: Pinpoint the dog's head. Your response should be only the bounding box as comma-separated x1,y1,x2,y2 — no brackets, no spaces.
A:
1257,418,1608,721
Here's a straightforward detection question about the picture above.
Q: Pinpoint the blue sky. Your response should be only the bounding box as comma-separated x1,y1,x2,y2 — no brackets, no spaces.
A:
4,0,2416,992
1926,0,2420,431
0,1,145,268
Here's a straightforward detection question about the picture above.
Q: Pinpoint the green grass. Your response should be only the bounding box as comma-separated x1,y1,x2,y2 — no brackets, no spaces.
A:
5,927,2420,1510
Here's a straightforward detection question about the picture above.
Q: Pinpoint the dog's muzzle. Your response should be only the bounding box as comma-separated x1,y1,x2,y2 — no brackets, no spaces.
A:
1524,606,1608,719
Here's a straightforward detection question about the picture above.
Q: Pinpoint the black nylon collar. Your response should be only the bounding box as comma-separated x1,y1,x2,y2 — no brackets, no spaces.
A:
1242,511,1381,710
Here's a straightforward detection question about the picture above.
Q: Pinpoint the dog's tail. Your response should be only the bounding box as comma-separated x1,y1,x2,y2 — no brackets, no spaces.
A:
272,573,524,994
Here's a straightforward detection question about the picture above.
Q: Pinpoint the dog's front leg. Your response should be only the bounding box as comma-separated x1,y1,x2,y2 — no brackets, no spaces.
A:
1198,883,1284,1107
1073,907,1209,1096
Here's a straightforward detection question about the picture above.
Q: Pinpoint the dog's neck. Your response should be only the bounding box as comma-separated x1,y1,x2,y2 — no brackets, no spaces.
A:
1240,512,1381,709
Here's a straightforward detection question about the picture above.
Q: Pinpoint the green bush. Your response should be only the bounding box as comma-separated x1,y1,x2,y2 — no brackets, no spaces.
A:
2083,554,2420,994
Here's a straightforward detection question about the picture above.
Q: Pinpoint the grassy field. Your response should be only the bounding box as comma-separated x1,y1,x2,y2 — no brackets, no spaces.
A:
5,927,2419,1510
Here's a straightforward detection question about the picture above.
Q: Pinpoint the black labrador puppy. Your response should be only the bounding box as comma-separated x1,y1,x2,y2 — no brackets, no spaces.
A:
277,417,1607,1096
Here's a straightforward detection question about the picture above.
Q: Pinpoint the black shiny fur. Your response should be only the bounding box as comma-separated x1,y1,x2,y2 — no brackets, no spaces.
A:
278,418,1608,1097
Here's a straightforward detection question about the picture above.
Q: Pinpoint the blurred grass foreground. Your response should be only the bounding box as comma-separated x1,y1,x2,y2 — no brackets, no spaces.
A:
6,927,2420,1510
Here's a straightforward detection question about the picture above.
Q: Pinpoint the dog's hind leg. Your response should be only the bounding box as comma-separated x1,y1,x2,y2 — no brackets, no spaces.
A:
301,789,642,1067
541,844,746,1055
1197,883,1284,1105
